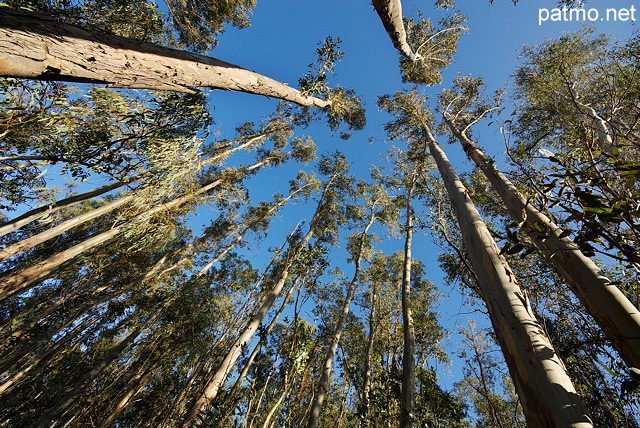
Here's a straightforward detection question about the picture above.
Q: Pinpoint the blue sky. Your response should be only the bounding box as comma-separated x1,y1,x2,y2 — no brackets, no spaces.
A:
187,0,640,393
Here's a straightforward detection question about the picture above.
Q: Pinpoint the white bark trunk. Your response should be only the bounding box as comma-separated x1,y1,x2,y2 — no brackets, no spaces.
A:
0,8,330,108
445,116,640,369
427,133,592,427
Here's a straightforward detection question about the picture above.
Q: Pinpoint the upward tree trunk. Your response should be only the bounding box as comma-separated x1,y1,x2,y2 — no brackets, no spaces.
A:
0,179,133,238
426,131,592,427
181,175,336,428
372,0,420,61
399,186,416,428
0,7,330,108
307,212,376,428
0,158,271,301
444,115,640,370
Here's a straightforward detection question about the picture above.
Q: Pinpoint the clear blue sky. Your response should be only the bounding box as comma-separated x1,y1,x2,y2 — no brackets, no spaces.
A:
192,0,638,391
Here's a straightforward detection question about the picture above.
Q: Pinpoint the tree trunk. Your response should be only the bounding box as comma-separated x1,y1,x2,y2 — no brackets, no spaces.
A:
0,158,271,301
307,213,376,428
34,297,172,428
360,282,378,428
181,175,336,427
399,186,416,428
444,115,640,370
0,8,329,108
0,179,132,238
372,0,419,61
0,194,135,262
426,132,592,427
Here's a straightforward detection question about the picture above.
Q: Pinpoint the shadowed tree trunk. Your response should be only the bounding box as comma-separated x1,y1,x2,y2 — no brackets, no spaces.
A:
0,7,330,107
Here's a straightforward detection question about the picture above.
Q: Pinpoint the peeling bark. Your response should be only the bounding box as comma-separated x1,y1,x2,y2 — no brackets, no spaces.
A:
0,7,330,108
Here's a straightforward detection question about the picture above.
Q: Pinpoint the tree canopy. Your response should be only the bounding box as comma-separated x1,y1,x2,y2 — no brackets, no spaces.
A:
1,0,640,427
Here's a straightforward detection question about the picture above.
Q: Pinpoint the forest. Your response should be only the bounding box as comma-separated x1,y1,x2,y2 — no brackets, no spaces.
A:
1,0,640,426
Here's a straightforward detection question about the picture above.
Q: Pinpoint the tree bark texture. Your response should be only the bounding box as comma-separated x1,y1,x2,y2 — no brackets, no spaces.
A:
0,7,330,107
445,116,640,370
427,134,592,427
372,0,419,61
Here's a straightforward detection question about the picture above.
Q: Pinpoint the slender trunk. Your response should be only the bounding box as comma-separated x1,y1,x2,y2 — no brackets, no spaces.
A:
0,8,329,108
182,225,314,427
0,158,271,301
372,0,420,61
226,274,301,405
0,312,100,396
360,282,378,428
0,194,135,262
181,176,336,427
0,179,132,238
399,186,416,428
444,115,640,369
426,132,592,427
100,358,160,427
197,182,312,276
0,134,264,262
307,213,376,428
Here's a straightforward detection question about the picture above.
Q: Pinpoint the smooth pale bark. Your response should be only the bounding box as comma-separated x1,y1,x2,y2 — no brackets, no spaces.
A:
372,0,420,61
0,8,329,107
399,187,416,428
181,176,336,428
182,229,312,428
361,282,378,428
226,275,301,406
0,194,135,262
0,135,264,262
0,179,132,238
444,115,640,369
0,158,270,300
427,132,592,427
307,213,376,428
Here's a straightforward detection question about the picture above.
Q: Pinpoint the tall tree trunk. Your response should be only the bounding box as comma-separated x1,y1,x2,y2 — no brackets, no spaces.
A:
399,185,416,428
0,194,135,262
0,8,329,108
307,212,376,428
0,158,271,300
372,0,420,61
181,175,336,427
360,281,378,428
426,131,592,427
444,115,640,369
0,179,132,238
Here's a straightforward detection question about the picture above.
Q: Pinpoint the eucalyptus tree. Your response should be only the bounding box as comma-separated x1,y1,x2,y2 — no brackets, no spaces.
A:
181,153,351,427
372,1,466,86
306,180,389,428
511,29,640,266
379,89,592,427
438,74,640,370
341,252,448,427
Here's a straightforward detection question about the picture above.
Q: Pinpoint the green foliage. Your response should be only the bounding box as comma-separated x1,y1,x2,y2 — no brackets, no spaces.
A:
400,11,467,85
